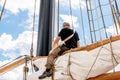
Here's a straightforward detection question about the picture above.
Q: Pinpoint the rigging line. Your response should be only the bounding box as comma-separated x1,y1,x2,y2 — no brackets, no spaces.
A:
107,37,119,64
88,0,97,42
89,13,113,22
93,0,102,41
67,52,74,80
112,5,120,34
91,27,107,32
57,0,60,34
98,37,119,72
30,0,37,57
69,0,74,29
0,0,7,21
85,47,103,79
109,0,119,35
109,37,118,72
52,0,56,42
114,0,120,17
98,0,108,38
86,0,93,43
29,0,37,73
103,46,120,63
88,0,115,11
79,0,86,45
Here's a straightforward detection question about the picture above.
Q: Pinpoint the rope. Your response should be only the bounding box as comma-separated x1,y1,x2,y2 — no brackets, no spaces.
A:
109,0,119,35
0,0,7,21
112,5,120,34
79,0,86,45
85,47,103,79
29,0,37,73
86,0,93,43
69,0,74,29
67,51,75,79
30,0,37,57
98,0,108,38
114,0,120,17
85,35,120,79
88,0,97,42
52,0,56,42
112,5,120,33
94,0,103,41
57,0,60,34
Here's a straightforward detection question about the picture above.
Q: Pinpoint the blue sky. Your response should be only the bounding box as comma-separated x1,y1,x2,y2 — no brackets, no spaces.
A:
0,0,120,80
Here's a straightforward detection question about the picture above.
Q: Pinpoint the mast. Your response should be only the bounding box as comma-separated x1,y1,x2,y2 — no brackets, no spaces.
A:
36,0,55,56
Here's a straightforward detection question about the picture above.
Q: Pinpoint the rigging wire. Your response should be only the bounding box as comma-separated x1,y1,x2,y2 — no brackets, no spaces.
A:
88,0,97,42
0,0,7,21
86,0,93,43
29,0,37,73
112,5,120,32
79,0,86,45
57,0,60,34
109,0,119,35
93,0,103,41
52,0,56,42
69,0,74,29
112,5,119,34
114,0,120,17
98,0,108,38
30,0,37,57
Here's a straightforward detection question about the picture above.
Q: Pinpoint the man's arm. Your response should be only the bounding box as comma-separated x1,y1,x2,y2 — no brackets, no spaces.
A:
52,36,61,48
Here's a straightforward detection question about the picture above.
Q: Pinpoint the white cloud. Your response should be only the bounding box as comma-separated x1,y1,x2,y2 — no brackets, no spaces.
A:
16,31,38,55
58,0,86,9
0,33,16,51
0,31,38,57
1,0,40,15
60,14,79,28
0,31,37,80
19,14,39,30
106,23,120,36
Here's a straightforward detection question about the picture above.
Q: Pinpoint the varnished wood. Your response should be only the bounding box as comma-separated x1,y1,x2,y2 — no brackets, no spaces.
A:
88,71,120,80
63,35,120,54
0,56,47,74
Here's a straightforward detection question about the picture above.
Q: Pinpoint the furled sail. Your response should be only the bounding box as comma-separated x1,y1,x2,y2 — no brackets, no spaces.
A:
27,35,120,80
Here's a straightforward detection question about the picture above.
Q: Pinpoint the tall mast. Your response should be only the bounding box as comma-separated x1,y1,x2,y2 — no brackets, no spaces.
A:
36,0,55,56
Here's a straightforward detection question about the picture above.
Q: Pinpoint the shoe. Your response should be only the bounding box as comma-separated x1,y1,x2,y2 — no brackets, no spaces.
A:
38,69,52,79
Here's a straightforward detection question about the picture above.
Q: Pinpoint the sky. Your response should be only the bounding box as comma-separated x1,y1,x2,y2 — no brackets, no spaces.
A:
0,0,120,80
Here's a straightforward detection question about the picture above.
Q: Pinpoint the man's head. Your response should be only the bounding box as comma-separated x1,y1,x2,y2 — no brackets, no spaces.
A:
63,22,70,28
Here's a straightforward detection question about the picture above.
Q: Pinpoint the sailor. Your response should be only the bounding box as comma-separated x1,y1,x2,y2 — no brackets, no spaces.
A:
39,22,80,79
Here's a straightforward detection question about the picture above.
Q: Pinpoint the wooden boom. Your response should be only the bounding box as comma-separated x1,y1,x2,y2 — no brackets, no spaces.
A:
88,71,120,80
63,35,120,54
0,56,46,75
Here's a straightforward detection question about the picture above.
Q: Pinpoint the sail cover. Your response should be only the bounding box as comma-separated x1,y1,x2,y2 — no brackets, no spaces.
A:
27,40,120,80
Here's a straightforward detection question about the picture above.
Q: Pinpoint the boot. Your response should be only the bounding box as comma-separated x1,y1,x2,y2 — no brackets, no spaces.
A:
38,69,52,79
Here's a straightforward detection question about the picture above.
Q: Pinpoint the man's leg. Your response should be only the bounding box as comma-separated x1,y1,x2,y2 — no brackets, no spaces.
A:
39,46,61,79
39,45,69,79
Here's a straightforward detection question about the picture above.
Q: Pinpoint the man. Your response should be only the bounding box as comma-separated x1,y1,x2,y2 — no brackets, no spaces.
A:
39,22,80,79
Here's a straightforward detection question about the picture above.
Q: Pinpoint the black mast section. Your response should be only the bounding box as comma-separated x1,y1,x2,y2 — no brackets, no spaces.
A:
36,0,54,56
